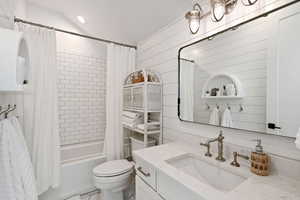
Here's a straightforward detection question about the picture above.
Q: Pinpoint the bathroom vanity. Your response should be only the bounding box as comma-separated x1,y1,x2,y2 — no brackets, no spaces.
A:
134,1,300,199
134,143,300,200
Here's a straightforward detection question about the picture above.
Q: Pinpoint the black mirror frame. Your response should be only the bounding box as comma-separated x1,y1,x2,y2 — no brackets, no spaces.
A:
177,0,300,134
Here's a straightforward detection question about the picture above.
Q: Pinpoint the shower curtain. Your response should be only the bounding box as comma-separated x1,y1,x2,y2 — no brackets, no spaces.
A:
105,43,136,161
180,60,195,121
18,24,60,195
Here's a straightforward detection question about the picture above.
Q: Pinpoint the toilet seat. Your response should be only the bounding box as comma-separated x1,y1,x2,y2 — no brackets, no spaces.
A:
93,159,133,177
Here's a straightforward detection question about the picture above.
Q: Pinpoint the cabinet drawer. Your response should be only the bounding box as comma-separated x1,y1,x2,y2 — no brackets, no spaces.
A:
135,159,156,190
136,176,164,200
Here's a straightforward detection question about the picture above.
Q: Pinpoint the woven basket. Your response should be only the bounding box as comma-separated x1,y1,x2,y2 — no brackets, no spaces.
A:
251,152,270,176
132,75,144,83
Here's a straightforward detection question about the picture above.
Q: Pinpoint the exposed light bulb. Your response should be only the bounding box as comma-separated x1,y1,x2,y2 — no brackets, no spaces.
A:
77,16,86,24
189,18,200,34
211,0,226,22
185,3,202,34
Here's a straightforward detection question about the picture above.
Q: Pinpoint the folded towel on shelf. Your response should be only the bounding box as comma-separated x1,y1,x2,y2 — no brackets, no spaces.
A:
123,111,141,119
122,116,137,124
136,124,160,131
295,128,300,149
221,108,233,128
209,107,220,126
122,116,143,126
122,122,136,129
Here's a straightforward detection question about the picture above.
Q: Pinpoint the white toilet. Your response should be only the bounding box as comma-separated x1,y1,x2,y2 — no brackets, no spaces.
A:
93,159,134,200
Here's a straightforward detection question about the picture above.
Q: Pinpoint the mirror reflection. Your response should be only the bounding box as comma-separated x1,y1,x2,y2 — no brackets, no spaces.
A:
179,2,300,137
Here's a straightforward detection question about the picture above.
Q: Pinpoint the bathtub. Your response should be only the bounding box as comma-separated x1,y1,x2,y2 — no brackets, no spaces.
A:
39,141,106,200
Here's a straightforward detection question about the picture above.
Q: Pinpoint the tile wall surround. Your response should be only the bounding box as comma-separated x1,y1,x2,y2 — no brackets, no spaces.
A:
137,0,300,162
57,52,106,146
0,51,107,147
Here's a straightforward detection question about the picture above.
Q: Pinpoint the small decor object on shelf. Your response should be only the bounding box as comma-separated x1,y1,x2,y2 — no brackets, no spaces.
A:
226,83,236,96
210,88,219,96
201,73,244,99
132,71,144,83
222,85,227,96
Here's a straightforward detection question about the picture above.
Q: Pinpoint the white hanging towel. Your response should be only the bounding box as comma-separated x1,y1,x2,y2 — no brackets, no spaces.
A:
10,117,38,200
209,107,220,126
0,119,38,200
221,108,234,128
295,128,300,149
0,120,16,200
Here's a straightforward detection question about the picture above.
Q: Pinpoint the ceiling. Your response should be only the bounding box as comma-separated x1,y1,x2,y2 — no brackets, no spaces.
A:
28,0,194,45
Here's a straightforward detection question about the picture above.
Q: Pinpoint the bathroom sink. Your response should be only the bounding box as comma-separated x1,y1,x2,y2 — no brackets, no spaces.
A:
165,154,247,192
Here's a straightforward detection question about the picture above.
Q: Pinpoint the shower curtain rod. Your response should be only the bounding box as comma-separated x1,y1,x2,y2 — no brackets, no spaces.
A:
14,17,137,49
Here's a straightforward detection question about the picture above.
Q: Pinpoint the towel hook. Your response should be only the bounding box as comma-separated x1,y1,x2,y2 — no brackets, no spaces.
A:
227,104,231,110
239,104,244,112
205,103,210,110
216,104,220,109
0,104,11,117
5,104,16,119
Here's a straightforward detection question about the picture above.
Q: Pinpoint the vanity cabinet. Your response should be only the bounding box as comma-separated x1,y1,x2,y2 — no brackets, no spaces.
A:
136,176,164,200
135,157,157,190
135,157,206,200
135,157,201,200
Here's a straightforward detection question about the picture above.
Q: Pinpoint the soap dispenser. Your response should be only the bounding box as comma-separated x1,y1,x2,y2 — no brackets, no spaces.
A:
250,139,270,176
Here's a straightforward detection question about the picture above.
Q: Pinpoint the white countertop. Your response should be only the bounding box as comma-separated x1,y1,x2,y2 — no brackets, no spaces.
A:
133,142,300,200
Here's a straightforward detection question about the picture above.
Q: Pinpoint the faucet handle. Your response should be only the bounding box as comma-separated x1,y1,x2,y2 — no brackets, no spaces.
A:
200,142,212,157
230,152,250,167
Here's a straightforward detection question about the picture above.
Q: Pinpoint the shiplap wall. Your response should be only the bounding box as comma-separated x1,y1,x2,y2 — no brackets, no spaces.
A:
182,16,268,132
137,0,300,160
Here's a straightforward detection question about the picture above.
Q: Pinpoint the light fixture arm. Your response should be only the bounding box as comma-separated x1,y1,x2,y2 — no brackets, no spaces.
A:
243,0,258,6
193,3,202,11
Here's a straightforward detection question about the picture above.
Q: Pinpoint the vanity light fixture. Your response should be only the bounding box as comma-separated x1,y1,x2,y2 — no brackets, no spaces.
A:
185,3,202,34
186,0,258,32
211,0,238,22
211,0,226,22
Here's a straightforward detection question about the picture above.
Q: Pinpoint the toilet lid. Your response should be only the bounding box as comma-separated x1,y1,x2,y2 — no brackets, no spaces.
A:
93,159,133,177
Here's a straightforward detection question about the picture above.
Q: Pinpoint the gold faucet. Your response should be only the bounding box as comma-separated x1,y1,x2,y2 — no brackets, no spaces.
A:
200,131,226,162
